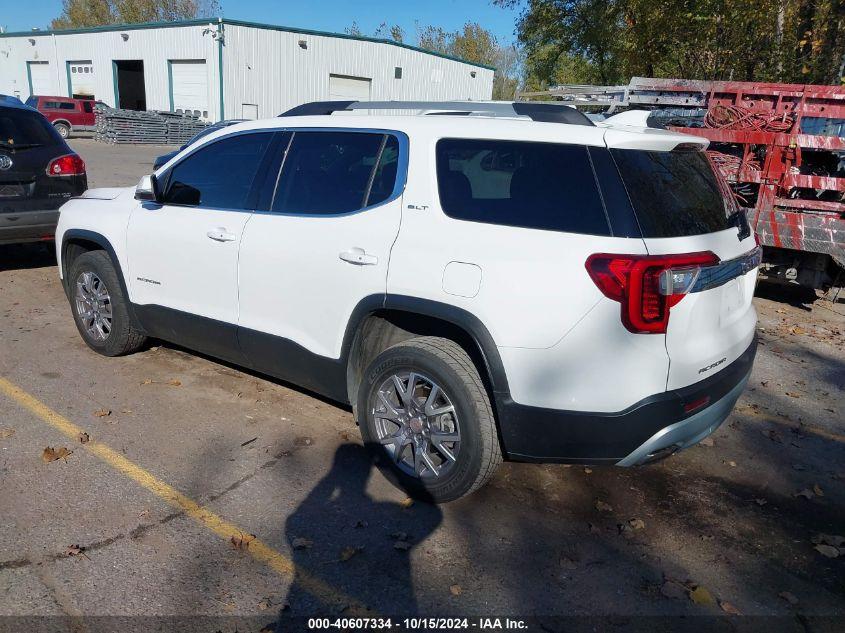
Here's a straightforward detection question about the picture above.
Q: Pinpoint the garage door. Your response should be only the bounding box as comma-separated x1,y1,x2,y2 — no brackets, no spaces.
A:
28,62,52,97
68,61,95,98
329,75,371,101
170,60,209,118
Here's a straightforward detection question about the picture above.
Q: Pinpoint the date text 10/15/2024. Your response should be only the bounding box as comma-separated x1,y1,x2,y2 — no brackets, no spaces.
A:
306,618,529,630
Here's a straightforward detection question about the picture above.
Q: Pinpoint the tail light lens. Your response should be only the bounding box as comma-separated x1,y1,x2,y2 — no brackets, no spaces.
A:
586,252,719,334
46,154,86,177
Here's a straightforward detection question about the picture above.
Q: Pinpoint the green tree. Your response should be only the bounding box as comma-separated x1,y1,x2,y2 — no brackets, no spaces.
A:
492,44,521,99
52,0,219,29
416,23,452,55
416,22,523,100
349,20,522,99
451,22,498,67
778,0,845,84
497,0,845,87
51,0,114,28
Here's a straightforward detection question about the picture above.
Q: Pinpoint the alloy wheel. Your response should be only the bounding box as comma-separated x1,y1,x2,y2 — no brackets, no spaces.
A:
371,371,461,479
74,271,113,341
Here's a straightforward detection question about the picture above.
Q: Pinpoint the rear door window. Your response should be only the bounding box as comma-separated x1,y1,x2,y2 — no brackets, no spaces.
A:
162,132,274,209
610,149,734,237
435,138,610,235
272,131,397,215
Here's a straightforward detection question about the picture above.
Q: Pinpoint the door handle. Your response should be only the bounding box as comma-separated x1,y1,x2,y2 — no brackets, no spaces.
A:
339,247,378,266
206,228,236,242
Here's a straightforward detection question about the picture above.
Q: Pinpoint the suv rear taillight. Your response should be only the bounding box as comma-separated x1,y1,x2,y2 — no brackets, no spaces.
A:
46,154,86,177
585,252,720,334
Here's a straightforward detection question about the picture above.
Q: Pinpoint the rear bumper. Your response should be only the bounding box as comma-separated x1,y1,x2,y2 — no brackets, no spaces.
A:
497,336,757,463
615,372,748,466
0,209,60,244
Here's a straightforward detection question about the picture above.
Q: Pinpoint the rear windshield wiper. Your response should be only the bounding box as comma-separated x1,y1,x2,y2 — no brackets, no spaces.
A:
727,208,751,240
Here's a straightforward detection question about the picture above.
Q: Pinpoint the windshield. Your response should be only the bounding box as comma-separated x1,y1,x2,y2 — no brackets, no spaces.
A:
0,109,61,148
610,149,734,237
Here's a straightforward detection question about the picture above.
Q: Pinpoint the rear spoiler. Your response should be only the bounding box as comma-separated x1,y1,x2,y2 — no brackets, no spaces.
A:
602,126,709,152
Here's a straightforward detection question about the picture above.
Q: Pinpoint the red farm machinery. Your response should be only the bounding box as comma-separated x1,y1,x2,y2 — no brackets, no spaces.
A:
526,78,845,293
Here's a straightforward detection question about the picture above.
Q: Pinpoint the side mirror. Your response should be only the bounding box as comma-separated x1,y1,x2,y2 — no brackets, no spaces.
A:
135,174,161,202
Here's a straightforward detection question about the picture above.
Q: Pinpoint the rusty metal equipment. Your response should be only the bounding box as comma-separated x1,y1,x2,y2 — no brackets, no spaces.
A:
525,78,845,290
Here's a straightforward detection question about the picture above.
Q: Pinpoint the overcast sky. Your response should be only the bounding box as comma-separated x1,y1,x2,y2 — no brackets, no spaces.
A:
2,0,521,45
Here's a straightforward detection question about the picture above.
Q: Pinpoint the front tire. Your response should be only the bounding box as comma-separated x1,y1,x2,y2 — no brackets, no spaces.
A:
68,250,146,356
53,122,70,139
358,336,502,503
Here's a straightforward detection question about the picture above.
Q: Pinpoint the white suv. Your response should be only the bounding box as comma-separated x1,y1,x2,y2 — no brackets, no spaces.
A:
56,101,760,502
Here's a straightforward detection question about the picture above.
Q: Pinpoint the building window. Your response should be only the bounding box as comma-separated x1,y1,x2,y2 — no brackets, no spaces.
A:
394,67,402,79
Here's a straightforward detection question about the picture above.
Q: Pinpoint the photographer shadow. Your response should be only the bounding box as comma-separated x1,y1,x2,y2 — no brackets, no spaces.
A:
274,443,443,621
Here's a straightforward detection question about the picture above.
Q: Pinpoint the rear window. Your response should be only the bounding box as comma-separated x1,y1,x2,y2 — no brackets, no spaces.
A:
0,109,61,147
610,149,733,237
436,139,610,235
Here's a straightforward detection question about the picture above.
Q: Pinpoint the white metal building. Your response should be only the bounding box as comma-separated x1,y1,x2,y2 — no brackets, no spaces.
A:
0,18,495,121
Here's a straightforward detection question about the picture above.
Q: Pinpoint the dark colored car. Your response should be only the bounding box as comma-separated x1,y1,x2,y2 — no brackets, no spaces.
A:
0,101,87,245
153,119,247,169
25,95,97,139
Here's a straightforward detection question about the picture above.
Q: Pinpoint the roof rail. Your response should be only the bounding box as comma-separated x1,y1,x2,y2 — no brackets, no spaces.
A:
278,100,595,126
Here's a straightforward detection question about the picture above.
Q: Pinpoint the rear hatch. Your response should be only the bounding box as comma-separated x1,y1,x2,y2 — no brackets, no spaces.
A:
607,138,758,390
0,107,84,213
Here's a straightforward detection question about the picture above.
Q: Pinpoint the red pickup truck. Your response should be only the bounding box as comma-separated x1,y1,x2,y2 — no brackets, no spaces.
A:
24,96,97,139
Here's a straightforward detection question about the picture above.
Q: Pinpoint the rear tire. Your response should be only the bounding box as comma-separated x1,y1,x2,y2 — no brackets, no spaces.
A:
68,250,146,356
358,336,501,503
53,122,70,139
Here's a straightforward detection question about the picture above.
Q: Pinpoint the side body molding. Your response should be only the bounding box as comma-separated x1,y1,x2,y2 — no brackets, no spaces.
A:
242,294,509,407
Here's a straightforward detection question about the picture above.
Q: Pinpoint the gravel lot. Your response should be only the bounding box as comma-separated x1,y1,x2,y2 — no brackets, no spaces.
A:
0,139,843,629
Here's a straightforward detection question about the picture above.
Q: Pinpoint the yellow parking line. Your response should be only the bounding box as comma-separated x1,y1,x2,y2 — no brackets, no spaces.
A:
0,376,365,612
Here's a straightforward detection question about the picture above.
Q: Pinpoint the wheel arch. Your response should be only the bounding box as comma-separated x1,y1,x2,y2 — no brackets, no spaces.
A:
52,119,72,129
343,295,509,410
61,229,143,330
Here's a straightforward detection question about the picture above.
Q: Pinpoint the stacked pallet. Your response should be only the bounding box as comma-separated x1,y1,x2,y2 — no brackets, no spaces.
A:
163,112,209,145
94,106,209,144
